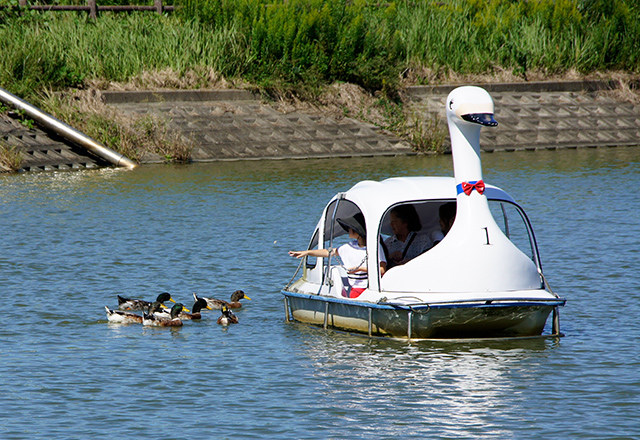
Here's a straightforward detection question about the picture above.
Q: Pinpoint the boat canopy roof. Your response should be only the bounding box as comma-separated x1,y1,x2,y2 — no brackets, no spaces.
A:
349,176,513,201
332,176,515,226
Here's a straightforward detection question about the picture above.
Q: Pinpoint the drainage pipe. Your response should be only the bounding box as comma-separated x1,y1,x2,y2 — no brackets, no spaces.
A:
0,87,137,169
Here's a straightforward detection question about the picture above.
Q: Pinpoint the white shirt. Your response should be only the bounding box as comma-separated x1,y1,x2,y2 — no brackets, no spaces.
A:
431,229,445,245
337,241,386,289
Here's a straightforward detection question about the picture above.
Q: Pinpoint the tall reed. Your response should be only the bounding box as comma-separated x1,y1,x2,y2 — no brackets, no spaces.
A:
176,0,640,84
1,0,638,99
0,12,251,100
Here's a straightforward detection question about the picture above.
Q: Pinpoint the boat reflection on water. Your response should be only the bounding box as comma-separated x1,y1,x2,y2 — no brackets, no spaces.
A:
296,325,557,437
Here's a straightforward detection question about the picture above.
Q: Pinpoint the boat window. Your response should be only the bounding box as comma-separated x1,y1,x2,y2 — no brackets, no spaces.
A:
379,200,456,264
305,228,319,269
488,200,540,265
322,200,362,248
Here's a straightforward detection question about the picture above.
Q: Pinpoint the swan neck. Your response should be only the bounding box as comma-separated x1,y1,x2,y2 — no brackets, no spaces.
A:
448,119,483,184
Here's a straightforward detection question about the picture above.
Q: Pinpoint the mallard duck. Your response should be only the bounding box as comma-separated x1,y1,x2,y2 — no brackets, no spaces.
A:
105,306,143,324
117,292,176,311
217,305,239,326
182,298,212,320
143,303,185,327
105,301,164,324
153,300,212,321
194,290,251,310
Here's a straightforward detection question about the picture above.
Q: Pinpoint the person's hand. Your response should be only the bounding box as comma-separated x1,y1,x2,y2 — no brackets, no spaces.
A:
347,265,366,274
389,250,402,264
289,250,307,258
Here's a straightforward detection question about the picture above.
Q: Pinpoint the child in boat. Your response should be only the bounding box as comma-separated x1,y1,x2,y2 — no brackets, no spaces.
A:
288,213,387,298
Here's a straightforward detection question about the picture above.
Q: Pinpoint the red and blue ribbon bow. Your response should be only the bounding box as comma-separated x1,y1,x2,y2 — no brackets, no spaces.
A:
456,180,485,196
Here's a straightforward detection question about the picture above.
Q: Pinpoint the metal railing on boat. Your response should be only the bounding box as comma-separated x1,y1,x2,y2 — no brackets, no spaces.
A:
283,290,565,340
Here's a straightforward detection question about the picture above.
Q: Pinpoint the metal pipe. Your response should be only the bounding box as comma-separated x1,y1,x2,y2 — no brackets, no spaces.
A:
0,87,137,169
368,308,372,337
407,310,413,340
324,302,329,329
284,297,291,322
552,306,560,335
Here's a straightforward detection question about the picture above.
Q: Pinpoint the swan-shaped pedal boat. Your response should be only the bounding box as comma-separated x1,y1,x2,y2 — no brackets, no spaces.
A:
282,86,566,340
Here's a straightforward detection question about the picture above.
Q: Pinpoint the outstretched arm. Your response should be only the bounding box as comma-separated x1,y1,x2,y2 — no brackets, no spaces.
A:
288,248,337,259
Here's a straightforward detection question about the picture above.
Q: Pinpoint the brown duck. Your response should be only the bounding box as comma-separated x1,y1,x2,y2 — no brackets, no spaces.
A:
194,290,251,310
217,305,239,326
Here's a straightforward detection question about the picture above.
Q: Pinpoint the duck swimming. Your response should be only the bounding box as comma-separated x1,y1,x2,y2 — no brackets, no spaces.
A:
154,299,212,321
143,303,185,327
105,301,164,324
217,305,239,326
182,298,212,320
118,292,176,311
195,290,251,310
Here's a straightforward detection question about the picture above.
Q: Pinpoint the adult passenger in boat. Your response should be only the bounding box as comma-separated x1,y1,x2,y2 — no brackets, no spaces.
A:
384,204,432,269
431,202,457,246
288,213,387,299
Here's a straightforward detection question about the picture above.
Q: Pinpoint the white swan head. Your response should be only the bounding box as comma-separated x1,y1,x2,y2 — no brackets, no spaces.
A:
446,86,497,127
445,86,497,185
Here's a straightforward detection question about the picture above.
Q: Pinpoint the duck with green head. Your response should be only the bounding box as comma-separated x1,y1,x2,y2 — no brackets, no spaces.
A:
154,298,213,320
143,303,185,327
118,292,176,311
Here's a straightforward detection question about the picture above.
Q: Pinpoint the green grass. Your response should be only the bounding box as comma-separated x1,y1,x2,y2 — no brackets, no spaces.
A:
176,0,640,85
1,0,638,101
0,0,638,158
0,11,251,100
0,140,24,172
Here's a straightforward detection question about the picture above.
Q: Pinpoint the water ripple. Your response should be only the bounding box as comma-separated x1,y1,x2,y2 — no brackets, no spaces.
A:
1,149,639,438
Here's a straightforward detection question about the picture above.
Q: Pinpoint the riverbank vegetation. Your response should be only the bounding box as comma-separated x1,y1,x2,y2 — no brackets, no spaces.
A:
1,0,639,163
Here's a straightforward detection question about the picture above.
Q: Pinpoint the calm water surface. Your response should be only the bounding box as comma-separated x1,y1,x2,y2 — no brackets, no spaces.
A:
1,148,639,439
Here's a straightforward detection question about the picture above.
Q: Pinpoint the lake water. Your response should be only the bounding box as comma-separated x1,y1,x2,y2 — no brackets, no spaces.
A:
1,147,639,439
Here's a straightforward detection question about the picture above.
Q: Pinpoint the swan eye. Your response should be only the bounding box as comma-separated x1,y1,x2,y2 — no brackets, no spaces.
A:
449,99,454,110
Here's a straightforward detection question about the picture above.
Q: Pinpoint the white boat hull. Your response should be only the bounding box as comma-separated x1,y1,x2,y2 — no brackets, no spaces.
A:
283,291,564,340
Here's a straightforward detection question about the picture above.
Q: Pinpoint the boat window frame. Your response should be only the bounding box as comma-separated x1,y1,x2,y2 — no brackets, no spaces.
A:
375,199,453,289
376,197,544,274
377,198,454,251
320,197,363,287
487,198,543,270
305,228,320,270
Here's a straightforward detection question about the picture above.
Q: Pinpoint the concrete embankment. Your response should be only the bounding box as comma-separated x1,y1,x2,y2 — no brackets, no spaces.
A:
1,80,638,172
408,80,640,152
101,89,413,163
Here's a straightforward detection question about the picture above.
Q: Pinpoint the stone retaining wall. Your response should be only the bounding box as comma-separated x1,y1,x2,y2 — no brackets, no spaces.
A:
407,80,640,152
